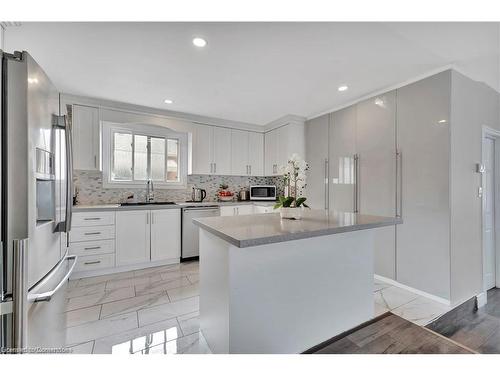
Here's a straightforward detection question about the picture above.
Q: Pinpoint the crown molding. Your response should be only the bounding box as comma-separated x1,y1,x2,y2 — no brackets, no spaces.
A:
263,114,307,133
60,93,264,132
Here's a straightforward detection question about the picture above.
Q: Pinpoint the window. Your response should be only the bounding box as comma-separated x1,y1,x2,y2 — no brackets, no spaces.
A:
103,122,187,188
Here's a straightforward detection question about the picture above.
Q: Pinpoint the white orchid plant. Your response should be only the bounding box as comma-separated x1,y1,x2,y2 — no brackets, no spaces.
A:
274,154,310,209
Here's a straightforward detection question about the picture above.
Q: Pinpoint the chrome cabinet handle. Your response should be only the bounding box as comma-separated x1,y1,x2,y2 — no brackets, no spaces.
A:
146,212,149,224
353,154,359,213
84,246,101,250
28,254,78,303
84,260,101,265
396,149,403,218
249,165,252,175
84,232,101,236
94,155,97,169
214,163,217,173
324,158,329,210
83,217,101,221
210,163,213,174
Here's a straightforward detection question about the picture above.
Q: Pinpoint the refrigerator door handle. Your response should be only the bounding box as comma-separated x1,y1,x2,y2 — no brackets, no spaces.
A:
353,154,359,213
27,254,77,303
53,114,73,233
12,238,28,349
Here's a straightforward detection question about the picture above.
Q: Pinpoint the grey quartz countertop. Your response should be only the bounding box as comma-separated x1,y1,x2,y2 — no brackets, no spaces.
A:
192,210,402,248
73,200,275,212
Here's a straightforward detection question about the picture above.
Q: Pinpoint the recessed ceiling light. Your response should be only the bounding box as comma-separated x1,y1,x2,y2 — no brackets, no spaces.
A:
338,85,348,92
164,99,173,104
27,77,38,84
438,119,447,124
192,37,207,48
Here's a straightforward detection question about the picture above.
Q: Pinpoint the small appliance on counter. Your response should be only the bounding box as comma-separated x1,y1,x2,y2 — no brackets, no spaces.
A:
238,189,250,201
250,185,277,201
217,184,234,201
191,187,207,202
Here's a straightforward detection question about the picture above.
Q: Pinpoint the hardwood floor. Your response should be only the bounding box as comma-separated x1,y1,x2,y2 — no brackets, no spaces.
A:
426,288,500,353
308,313,473,354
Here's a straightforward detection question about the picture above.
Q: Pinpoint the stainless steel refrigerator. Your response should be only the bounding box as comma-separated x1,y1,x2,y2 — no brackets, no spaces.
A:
0,50,75,353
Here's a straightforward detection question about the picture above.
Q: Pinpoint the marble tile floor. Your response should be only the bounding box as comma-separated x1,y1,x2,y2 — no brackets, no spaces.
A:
64,262,452,354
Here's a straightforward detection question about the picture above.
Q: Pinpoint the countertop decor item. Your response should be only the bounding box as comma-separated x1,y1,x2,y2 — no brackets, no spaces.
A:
274,154,309,220
218,184,234,201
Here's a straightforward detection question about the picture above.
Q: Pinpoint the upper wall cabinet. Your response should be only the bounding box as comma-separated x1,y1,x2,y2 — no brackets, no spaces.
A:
72,105,100,170
230,130,264,176
264,123,305,176
191,124,232,175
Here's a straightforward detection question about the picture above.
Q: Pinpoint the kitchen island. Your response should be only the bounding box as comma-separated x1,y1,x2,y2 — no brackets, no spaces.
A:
193,210,401,354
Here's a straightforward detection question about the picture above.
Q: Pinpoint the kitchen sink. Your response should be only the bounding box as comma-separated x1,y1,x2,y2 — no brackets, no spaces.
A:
120,201,177,206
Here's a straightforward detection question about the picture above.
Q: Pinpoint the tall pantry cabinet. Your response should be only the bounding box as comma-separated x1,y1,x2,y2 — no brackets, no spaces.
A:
305,71,453,298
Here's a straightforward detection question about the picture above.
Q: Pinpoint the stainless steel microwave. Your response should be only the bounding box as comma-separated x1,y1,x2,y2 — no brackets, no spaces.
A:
250,185,277,201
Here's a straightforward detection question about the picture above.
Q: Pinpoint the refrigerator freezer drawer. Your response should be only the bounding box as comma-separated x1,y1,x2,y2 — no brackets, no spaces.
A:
70,225,116,242
69,239,115,257
72,212,116,227
74,253,115,273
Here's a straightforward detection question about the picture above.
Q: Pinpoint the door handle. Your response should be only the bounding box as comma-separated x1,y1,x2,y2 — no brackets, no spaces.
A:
83,260,101,266
84,246,101,250
84,232,101,236
396,149,403,218
324,158,329,210
353,154,359,213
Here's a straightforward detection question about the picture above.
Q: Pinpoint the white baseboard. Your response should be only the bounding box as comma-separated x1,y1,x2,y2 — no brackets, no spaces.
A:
71,258,180,280
476,291,487,308
374,274,451,306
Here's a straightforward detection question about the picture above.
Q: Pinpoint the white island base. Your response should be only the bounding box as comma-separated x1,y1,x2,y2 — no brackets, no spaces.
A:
199,228,375,354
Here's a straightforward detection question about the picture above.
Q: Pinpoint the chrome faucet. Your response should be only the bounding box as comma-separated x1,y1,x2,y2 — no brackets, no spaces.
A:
146,180,154,202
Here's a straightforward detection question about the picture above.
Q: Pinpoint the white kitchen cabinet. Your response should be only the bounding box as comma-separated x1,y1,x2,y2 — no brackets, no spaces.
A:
265,123,305,176
151,209,181,262
191,125,213,175
253,205,275,214
191,124,231,175
116,210,151,266
265,128,279,175
356,91,397,279
72,104,100,170
305,114,329,209
248,132,264,176
231,130,264,176
213,127,232,175
231,129,249,175
220,204,255,216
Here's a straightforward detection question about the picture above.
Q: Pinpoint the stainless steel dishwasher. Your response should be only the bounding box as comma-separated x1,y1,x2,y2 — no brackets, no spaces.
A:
182,206,220,261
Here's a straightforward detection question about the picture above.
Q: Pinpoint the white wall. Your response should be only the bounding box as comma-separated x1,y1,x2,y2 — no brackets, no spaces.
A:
450,70,500,303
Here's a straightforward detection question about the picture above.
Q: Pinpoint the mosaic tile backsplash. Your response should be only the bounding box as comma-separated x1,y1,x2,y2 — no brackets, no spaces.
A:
74,170,284,205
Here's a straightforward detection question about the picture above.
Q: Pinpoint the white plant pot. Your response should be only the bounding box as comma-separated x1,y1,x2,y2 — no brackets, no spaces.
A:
280,207,302,220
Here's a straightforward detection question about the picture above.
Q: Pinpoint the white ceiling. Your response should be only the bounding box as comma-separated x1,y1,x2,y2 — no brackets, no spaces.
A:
4,22,499,125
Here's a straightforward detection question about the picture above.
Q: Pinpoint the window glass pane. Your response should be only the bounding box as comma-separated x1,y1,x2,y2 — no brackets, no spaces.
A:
112,132,132,181
134,135,148,181
150,137,165,181
167,138,179,182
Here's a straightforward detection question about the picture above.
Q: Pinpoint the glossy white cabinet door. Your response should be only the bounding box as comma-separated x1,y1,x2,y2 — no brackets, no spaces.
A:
213,127,232,175
220,206,235,216
329,106,356,212
235,205,254,215
116,210,151,266
73,105,100,170
357,91,397,279
150,209,181,261
231,129,249,175
248,132,264,176
305,114,329,209
396,71,451,299
264,129,278,175
192,125,213,174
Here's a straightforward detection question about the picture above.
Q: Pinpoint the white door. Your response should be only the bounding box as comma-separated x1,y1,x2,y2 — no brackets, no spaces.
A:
248,132,264,176
151,209,181,262
213,127,232,175
72,105,100,170
231,129,249,175
192,125,213,174
484,136,496,290
116,210,151,266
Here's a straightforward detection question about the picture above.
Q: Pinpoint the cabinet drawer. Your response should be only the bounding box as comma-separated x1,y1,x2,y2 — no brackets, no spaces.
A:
70,225,115,242
69,239,115,257
72,211,115,227
74,253,115,273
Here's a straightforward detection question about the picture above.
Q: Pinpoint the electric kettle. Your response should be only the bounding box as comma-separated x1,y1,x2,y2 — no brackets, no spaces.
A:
192,187,207,202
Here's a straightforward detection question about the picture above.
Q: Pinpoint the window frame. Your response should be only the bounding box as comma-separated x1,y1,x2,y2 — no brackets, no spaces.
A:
102,122,188,189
